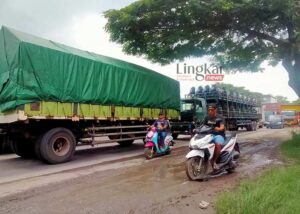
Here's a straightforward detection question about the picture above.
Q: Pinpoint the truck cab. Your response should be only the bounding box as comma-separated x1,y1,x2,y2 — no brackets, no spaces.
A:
171,98,207,138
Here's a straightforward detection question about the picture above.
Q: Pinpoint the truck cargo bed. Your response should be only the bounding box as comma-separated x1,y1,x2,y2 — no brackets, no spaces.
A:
0,101,180,123
0,26,180,113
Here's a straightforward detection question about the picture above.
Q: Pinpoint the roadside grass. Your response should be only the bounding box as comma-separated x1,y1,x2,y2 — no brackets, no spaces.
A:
216,133,300,214
280,133,300,163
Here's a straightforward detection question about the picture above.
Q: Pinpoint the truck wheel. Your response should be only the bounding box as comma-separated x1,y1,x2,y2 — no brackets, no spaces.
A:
11,139,35,158
246,125,252,131
34,135,43,160
39,128,76,164
172,133,179,140
2,141,12,153
0,137,4,153
118,140,134,147
229,127,238,131
0,137,12,154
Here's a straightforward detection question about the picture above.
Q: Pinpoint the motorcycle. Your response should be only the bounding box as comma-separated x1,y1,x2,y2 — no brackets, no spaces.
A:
144,127,174,159
185,125,240,181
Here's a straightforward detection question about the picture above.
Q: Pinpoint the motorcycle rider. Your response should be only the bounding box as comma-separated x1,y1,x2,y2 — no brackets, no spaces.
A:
153,112,170,148
203,103,225,170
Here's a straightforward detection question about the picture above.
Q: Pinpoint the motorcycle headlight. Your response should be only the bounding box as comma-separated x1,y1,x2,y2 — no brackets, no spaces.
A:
192,145,199,150
189,142,199,150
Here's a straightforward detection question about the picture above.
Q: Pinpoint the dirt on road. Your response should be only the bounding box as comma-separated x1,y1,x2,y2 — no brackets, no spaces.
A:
0,128,293,214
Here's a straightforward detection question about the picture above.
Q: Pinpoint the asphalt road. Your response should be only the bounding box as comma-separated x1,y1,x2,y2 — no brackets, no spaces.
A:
0,127,293,214
0,128,274,184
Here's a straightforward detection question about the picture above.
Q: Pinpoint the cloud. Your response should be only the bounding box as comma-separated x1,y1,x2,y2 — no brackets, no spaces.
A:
0,0,136,41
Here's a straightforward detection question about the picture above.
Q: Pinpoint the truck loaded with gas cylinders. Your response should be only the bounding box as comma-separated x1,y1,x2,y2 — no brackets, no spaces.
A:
0,26,181,163
170,85,261,138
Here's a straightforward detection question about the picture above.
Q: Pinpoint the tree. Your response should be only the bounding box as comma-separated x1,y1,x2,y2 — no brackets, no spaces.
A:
275,95,290,103
292,99,300,104
215,83,264,103
105,0,300,97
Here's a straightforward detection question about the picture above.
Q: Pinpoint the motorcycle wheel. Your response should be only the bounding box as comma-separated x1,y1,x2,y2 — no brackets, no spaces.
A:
226,168,235,174
185,157,208,181
144,147,155,159
165,149,171,155
226,159,238,173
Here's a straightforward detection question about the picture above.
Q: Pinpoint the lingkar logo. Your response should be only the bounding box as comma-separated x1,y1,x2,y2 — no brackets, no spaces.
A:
176,63,224,81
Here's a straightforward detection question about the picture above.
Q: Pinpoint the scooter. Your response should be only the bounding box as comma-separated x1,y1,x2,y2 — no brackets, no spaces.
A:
144,127,174,159
185,125,240,181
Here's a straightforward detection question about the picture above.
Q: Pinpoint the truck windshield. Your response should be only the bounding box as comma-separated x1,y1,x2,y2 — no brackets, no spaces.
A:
181,102,194,111
181,101,204,113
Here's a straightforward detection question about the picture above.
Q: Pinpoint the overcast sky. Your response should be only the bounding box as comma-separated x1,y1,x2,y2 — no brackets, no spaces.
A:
0,0,298,101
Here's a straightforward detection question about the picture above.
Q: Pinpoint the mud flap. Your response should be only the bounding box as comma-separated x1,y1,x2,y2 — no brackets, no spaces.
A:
186,150,205,159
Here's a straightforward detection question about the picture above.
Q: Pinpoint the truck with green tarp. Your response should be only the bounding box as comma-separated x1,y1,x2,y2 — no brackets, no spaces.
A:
0,26,180,163
171,85,261,138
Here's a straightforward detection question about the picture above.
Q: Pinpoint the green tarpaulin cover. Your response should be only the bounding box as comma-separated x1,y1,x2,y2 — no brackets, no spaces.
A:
0,26,180,112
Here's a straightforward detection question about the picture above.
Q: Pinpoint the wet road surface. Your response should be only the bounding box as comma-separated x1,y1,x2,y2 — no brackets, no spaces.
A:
0,128,293,214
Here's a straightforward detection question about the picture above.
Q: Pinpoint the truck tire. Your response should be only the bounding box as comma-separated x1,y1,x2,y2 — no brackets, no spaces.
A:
253,122,257,131
0,137,4,153
39,128,76,164
11,139,35,158
246,125,253,131
108,136,134,146
172,133,179,140
34,135,43,160
112,134,135,147
229,126,238,131
3,141,12,153
118,140,134,147
0,136,13,154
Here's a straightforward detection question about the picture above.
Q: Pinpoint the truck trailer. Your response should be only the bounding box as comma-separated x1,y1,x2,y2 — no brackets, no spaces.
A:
171,85,260,138
0,26,180,163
